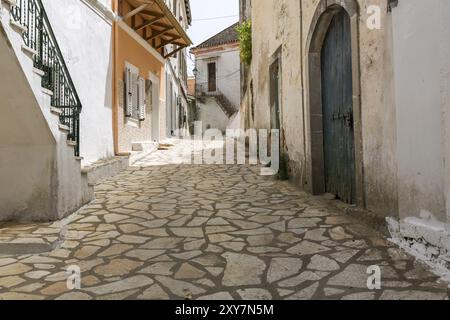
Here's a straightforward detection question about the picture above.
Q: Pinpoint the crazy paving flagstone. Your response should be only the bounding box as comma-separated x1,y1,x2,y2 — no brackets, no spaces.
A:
0,138,448,300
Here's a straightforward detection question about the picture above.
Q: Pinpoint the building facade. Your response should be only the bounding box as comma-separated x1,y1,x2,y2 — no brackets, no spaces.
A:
241,0,450,267
0,0,190,221
114,0,191,151
191,23,240,133
164,0,191,137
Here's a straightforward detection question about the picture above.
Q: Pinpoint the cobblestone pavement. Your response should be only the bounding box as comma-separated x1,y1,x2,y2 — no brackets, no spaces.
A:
0,139,449,300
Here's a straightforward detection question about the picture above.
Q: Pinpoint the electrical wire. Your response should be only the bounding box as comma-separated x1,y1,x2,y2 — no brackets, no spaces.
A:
193,14,239,22
194,69,241,84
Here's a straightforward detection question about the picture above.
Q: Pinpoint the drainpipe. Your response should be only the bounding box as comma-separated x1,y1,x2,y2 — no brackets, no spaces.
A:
112,1,130,157
112,1,119,156
299,0,308,188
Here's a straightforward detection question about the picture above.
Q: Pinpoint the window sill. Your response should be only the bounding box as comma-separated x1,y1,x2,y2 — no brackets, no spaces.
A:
125,117,140,128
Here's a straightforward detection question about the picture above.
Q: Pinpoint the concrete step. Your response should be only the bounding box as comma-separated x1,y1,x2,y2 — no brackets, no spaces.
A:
81,156,130,186
50,107,62,115
21,44,37,58
131,141,159,152
33,67,45,77
58,124,70,132
41,87,53,96
67,140,77,147
9,19,27,34
0,221,64,255
129,141,159,165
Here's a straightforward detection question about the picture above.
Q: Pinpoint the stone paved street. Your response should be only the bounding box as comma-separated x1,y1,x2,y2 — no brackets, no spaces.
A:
0,139,448,300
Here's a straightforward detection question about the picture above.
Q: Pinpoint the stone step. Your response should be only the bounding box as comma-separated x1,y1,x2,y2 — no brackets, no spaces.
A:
58,124,70,132
0,221,64,255
129,141,159,164
81,156,130,185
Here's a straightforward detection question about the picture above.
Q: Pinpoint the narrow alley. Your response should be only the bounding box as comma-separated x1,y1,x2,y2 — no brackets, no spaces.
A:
0,140,447,300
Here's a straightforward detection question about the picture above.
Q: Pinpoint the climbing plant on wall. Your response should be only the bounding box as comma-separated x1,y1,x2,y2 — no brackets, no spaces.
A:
236,20,252,66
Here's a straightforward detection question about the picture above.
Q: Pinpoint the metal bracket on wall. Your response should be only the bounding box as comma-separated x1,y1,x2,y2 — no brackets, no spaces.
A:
388,0,399,12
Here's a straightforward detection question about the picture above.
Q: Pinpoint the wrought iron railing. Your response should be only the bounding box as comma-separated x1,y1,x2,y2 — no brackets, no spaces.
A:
11,0,82,156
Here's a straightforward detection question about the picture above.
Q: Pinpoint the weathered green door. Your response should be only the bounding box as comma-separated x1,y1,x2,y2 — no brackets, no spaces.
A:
321,9,356,204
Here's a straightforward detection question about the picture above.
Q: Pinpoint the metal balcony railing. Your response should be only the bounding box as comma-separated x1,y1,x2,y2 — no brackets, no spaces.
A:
11,0,82,156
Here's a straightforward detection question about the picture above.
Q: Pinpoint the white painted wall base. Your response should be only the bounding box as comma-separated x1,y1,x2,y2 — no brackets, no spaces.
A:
387,217,450,281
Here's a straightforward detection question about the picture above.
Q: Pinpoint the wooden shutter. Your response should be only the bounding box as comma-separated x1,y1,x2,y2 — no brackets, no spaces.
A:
138,77,146,121
125,66,133,117
146,79,153,112
131,72,138,118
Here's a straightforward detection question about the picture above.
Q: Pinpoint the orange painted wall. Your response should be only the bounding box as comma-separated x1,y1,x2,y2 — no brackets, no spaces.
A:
114,23,165,153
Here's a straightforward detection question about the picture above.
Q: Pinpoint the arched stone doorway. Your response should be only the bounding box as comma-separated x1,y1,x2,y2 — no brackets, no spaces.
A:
305,0,364,206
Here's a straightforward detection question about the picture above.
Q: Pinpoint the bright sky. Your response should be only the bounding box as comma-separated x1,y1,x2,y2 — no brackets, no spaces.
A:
186,0,239,75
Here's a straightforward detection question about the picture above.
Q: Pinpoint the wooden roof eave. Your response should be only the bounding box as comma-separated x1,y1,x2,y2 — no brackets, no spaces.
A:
121,0,192,59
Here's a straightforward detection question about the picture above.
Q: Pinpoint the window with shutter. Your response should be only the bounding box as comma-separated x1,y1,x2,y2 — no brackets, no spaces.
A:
132,72,139,119
125,66,133,117
124,63,140,120
138,77,146,121
146,79,153,112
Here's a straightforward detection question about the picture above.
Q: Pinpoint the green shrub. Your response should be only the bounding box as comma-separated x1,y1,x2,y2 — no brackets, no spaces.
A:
236,20,252,66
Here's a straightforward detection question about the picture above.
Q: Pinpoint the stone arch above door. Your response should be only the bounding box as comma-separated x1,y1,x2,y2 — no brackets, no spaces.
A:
304,0,365,207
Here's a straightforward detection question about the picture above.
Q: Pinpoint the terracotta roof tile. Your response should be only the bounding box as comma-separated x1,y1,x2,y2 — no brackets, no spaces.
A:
192,22,239,50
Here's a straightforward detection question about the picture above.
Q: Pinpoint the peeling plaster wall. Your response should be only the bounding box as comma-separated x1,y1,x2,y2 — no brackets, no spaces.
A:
249,0,398,216
251,0,305,182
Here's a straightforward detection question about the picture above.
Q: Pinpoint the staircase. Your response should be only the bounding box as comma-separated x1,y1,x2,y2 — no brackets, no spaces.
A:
10,0,81,156
214,92,238,118
0,0,92,222
196,83,238,118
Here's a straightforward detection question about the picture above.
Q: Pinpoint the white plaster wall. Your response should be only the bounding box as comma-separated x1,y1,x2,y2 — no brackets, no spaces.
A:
227,111,241,132
392,0,450,223
217,49,241,108
42,0,114,165
197,97,229,133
